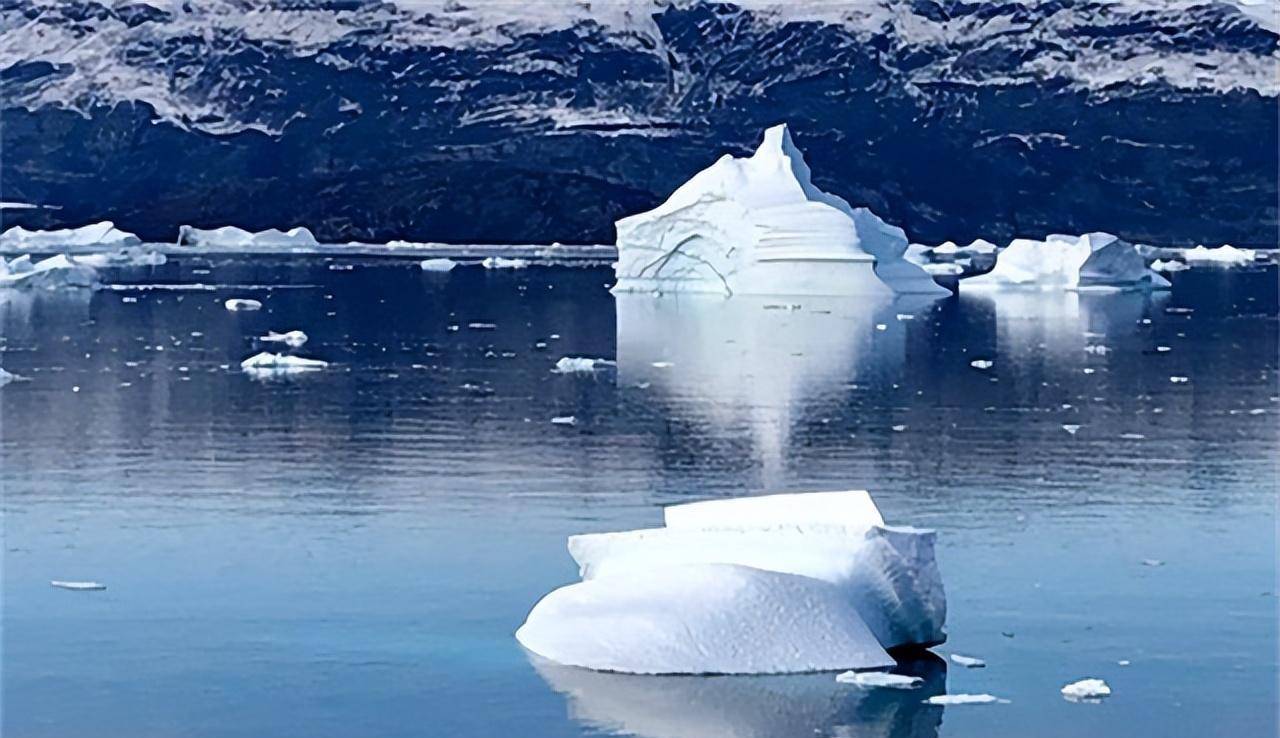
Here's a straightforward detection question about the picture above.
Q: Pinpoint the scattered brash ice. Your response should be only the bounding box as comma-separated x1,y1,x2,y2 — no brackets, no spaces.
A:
612,124,948,297
1061,678,1111,701
516,490,946,675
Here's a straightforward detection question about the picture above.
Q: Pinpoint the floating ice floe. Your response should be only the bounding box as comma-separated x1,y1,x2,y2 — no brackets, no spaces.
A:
924,694,1005,705
970,359,994,370
0,221,140,249
552,356,616,374
261,330,308,348
0,254,99,289
964,233,1169,292
550,415,578,426
420,258,458,272
1180,244,1256,265
69,246,167,268
1150,259,1189,273
949,654,985,668
50,580,106,591
1061,678,1111,701
224,298,262,311
613,125,947,297
240,352,328,374
0,368,17,386
482,256,529,269
516,490,946,675
836,670,924,689
178,225,318,248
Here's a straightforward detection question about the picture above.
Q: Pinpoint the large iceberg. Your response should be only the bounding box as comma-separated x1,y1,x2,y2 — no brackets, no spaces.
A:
177,225,318,248
0,221,140,249
963,232,1170,291
613,125,948,297
0,254,99,289
516,490,946,675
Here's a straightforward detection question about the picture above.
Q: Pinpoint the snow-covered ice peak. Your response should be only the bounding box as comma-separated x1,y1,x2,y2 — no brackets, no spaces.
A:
614,124,948,297
517,490,946,674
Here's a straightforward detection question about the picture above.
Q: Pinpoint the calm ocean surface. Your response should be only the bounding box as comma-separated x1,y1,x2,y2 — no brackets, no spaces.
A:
2,257,1276,738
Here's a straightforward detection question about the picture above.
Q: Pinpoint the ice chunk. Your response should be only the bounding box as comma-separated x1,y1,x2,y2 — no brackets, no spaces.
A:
1181,244,1256,264
0,221,140,249
924,694,1005,705
1150,259,1189,273
178,225,318,248
964,233,1169,291
420,258,458,272
921,262,964,276
836,671,923,689
550,415,578,426
224,298,262,311
970,359,993,370
613,125,947,297
240,352,328,374
663,490,885,532
0,254,99,289
1061,678,1111,701
50,580,106,591
261,330,308,348
516,563,894,675
0,368,17,386
553,356,616,374
482,257,529,269
949,654,985,668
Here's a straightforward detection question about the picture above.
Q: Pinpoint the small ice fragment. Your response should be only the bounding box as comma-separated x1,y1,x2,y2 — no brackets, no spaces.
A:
1082,368,1096,374
261,330,308,348
1150,259,1189,273
1062,424,1081,434
875,324,888,331
1120,433,1146,440
651,361,674,368
224,298,262,311
1083,345,1109,355
1165,307,1193,315
891,424,907,432
1061,678,1111,701
925,694,1004,705
553,357,616,374
0,368,18,386
468,323,497,330
51,580,106,591
1142,559,1164,567
949,654,986,668
482,256,529,269
420,258,457,272
1169,376,1189,384
328,263,354,271
1117,660,1131,666
1156,346,1171,352
896,314,915,321
970,359,993,370
1249,408,1267,415
551,415,578,426
836,671,923,689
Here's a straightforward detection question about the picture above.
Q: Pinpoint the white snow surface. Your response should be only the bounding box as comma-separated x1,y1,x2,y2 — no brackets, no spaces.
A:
0,221,140,249
1180,244,1257,264
517,490,946,674
178,225,318,248
0,254,99,289
963,232,1170,291
613,124,948,297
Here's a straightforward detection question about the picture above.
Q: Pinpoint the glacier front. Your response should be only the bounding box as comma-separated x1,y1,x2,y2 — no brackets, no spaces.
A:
516,490,946,675
613,125,948,298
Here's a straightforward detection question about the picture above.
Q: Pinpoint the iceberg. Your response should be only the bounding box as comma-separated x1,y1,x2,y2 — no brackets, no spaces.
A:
552,356,615,374
177,225,318,248
1061,678,1111,701
69,247,167,268
239,352,328,374
0,221,140,249
0,254,99,289
1150,259,1189,273
613,125,948,297
516,490,945,675
420,258,458,272
1180,244,1257,264
963,233,1170,291
260,330,308,348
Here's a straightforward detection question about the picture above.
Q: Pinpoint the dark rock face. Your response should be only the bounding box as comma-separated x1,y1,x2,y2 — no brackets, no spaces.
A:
1,0,1275,246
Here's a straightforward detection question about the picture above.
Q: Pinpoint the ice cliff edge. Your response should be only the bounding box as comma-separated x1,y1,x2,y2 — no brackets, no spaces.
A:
613,125,948,297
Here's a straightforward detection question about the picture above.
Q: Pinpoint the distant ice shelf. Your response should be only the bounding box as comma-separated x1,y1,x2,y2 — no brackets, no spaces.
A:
516,490,946,675
613,124,948,298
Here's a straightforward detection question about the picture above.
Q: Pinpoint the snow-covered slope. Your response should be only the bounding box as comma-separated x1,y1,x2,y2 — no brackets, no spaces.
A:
1,0,1275,247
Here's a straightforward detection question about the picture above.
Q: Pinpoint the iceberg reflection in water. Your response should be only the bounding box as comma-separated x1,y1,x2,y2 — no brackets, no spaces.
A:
616,292,942,486
530,653,947,738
